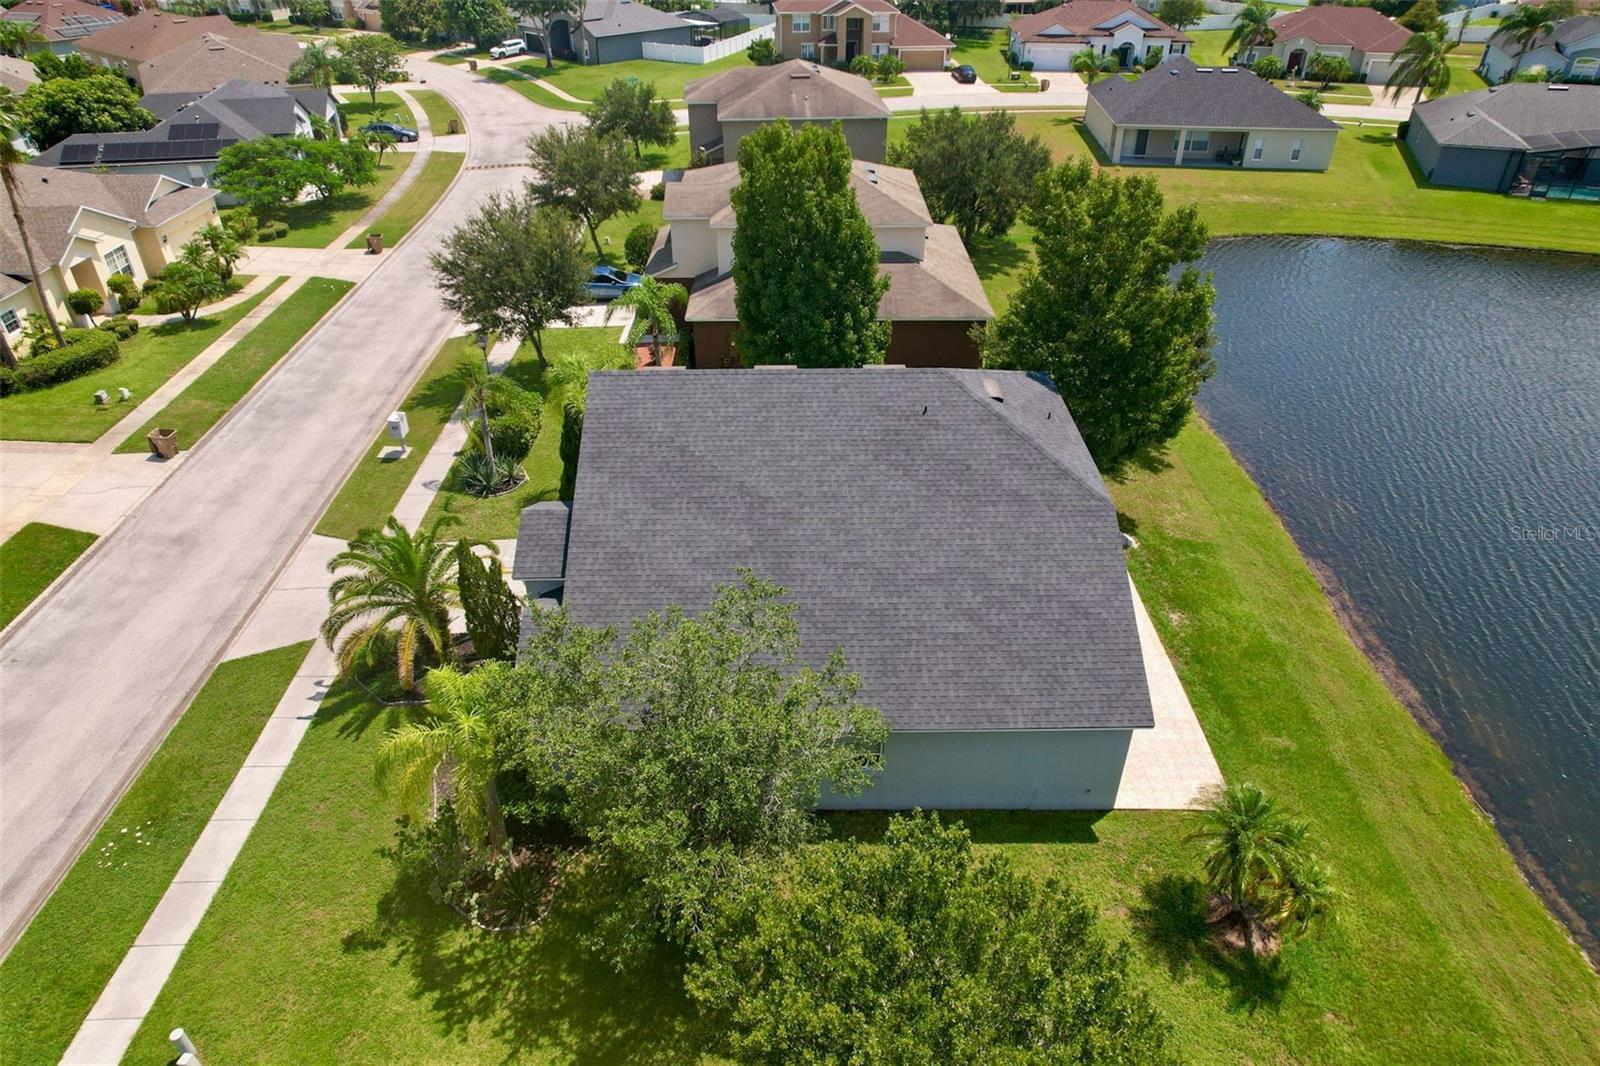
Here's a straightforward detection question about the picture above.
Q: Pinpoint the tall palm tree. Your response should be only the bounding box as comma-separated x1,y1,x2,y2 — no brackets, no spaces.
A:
0,87,65,361
1225,0,1277,65
323,517,461,692
296,42,339,92
375,663,510,855
1385,30,1452,104
605,275,687,366
1189,782,1308,954
1500,3,1560,61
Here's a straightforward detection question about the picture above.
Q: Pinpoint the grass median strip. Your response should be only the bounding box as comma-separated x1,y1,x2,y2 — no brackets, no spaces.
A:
0,523,97,631
411,89,462,134
0,642,313,1066
346,151,465,249
113,278,354,455
482,67,591,112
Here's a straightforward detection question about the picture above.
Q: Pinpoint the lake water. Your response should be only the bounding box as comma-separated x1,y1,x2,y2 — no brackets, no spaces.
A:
1196,237,1600,952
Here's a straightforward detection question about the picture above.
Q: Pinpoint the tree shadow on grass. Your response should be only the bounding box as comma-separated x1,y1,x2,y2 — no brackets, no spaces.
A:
824,809,1106,845
317,677,416,741
1131,874,1292,1013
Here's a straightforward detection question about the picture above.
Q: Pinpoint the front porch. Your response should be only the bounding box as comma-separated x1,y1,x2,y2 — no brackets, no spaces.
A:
1109,127,1248,167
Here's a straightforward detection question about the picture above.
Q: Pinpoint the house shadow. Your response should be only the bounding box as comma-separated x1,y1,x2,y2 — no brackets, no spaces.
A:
823,808,1107,845
1130,874,1292,1013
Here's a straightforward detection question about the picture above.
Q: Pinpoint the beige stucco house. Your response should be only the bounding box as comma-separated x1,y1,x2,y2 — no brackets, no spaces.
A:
78,12,302,94
1237,6,1412,84
772,0,952,70
1,169,218,344
1009,1,1191,72
684,59,891,164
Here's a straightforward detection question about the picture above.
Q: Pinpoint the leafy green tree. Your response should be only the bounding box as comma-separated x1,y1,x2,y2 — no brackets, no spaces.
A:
525,125,640,258
301,136,378,197
340,32,407,105
587,77,675,160
731,121,889,368
1305,51,1355,89
513,570,889,948
0,87,63,358
1500,1,1560,60
381,0,451,43
745,35,778,65
0,21,42,59
887,107,1050,246
1400,0,1445,32
980,159,1214,472
214,138,314,214
429,188,592,364
896,1,1003,35
1385,29,1452,103
688,813,1174,1064
376,663,511,854
454,540,521,662
323,517,461,692
445,0,515,48
148,260,226,322
507,0,581,68
623,221,657,271
606,275,686,366
875,52,905,81
1157,0,1206,33
17,74,155,150
1225,0,1277,62
289,0,333,26
849,53,878,78
29,51,96,81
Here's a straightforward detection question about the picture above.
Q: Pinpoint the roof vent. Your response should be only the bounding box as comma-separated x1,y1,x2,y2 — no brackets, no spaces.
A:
982,377,1004,403
1220,67,1238,73
1194,66,1213,73
1547,84,1570,91
1169,68,1178,75
864,164,878,183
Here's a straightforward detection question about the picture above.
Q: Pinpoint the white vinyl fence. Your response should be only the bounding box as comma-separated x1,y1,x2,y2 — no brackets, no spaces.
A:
642,23,774,64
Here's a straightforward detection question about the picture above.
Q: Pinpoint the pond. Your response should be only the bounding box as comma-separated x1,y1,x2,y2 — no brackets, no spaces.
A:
1197,236,1600,951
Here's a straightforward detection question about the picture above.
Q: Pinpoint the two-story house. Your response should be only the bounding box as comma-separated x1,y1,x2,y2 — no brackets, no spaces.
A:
1009,1,1190,72
684,59,891,164
772,0,952,70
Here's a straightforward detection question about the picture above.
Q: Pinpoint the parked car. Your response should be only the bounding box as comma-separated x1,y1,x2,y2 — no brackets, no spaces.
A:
586,266,643,301
360,121,418,142
489,38,527,59
951,64,978,84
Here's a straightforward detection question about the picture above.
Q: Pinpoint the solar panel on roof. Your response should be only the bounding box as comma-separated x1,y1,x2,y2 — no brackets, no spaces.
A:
59,144,98,165
99,143,135,162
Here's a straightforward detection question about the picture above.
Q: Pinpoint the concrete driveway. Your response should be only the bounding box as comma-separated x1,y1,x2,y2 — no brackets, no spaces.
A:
0,60,578,954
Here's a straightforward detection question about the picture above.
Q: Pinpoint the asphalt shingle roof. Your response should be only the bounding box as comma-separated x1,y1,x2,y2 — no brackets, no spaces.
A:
1490,14,1600,58
512,501,572,583
542,369,1154,733
579,0,692,38
684,59,890,121
1268,6,1412,54
1010,1,1190,44
1411,83,1600,152
1089,57,1339,131
0,169,214,278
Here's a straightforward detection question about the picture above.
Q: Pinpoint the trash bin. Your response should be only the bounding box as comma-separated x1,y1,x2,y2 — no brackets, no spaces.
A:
1040,78,1050,92
447,118,460,135
366,232,384,254
147,428,179,459
468,59,478,72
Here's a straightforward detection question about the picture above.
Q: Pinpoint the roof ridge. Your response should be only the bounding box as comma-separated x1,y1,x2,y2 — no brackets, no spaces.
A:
940,369,1110,505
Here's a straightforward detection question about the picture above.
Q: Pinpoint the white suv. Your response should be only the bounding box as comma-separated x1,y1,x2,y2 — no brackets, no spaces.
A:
488,38,526,59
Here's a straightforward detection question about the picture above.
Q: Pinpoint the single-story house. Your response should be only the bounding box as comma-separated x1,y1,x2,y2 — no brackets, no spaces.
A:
0,0,125,57
645,159,993,368
1405,83,1600,200
513,368,1159,810
1479,15,1600,84
773,0,953,71
77,12,303,94
1238,5,1412,83
30,79,338,197
684,59,891,164
520,0,695,65
1,168,218,343
1008,1,1190,73
1086,57,1339,169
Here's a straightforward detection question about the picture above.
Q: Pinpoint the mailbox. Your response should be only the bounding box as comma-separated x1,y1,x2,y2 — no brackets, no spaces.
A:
387,411,409,442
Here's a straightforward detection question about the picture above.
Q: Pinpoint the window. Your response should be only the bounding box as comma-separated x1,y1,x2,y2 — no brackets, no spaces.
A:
104,244,132,277
871,42,887,57
1252,137,1265,161
1290,138,1303,162
873,15,889,33
1173,131,1210,153
1,308,18,334
820,14,834,30
801,42,815,59
792,14,810,32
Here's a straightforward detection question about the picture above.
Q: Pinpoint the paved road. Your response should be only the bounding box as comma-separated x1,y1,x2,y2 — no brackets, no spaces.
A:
0,60,574,954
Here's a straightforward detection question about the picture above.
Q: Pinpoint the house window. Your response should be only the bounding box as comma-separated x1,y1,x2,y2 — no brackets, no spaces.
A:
792,15,810,32
1174,131,1210,153
871,42,887,57
104,245,132,277
801,42,815,59
873,15,889,33
820,15,834,30
1290,138,1303,162
1252,138,1265,161
0,308,19,334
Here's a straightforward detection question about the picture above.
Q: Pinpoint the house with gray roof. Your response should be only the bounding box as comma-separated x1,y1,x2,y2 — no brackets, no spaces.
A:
1405,83,1600,200
1086,57,1339,169
519,0,694,65
30,79,338,198
1479,14,1600,84
513,368,1161,810
684,59,891,164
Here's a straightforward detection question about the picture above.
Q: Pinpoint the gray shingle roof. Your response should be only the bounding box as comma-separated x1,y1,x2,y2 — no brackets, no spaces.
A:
1411,83,1600,151
684,59,890,121
542,368,1153,733
512,501,572,583
1089,56,1339,131
1490,14,1600,57
579,0,692,38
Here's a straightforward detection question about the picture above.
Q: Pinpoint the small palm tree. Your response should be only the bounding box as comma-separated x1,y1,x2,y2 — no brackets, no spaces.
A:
1225,0,1277,64
0,87,65,360
605,275,687,366
185,224,244,281
1072,49,1104,84
323,517,461,692
375,664,510,855
297,42,339,92
1385,30,1452,104
546,336,632,411
0,22,42,59
1190,782,1308,953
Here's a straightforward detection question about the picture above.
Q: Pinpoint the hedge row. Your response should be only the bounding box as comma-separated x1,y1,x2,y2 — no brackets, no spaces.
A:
0,328,120,397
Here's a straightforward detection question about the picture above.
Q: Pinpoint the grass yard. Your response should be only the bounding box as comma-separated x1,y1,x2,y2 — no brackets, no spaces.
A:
114,419,1600,1064
269,158,409,248
1441,43,1492,97
0,522,96,631
593,199,665,267
0,643,312,1066
1271,78,1373,104
411,88,463,133
0,280,285,443
952,27,1034,87
346,150,465,249
1185,29,1235,68
315,335,480,541
423,328,627,542
483,66,592,112
508,50,752,102
112,278,354,454
340,89,418,130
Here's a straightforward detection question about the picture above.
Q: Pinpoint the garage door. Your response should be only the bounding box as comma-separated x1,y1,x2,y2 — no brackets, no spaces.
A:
1026,44,1077,72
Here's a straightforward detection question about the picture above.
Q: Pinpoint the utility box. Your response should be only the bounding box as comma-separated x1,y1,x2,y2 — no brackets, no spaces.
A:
387,411,409,442
380,411,411,461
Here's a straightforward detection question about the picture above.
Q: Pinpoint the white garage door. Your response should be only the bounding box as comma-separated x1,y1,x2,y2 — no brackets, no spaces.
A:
1026,43,1078,72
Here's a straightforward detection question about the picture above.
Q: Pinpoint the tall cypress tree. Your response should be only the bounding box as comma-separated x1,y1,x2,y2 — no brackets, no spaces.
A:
730,122,890,368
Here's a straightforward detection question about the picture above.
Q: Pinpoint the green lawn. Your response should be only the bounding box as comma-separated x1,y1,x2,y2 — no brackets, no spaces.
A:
340,89,418,130
113,419,1600,1064
594,198,664,267
1271,78,1373,104
0,280,285,443
0,642,312,1066
1185,29,1235,68
411,88,463,134
0,522,96,631
482,66,593,112
269,159,408,248
346,150,465,249
1441,43,1492,97
112,278,354,454
508,50,752,102
423,328,626,542
951,27,1034,87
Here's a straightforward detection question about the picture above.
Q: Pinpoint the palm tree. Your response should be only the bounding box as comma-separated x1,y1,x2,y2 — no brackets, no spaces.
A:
1500,3,1560,62
0,22,42,59
192,223,244,281
1072,49,1104,84
0,87,65,361
1224,0,1277,65
1189,782,1308,954
1385,30,1452,104
546,335,632,410
375,664,510,855
323,517,461,692
296,42,339,92
605,275,687,366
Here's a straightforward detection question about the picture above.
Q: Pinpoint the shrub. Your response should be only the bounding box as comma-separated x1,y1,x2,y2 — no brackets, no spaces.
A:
624,222,658,271
256,219,290,242
876,53,904,81
1142,46,1164,70
746,36,778,66
0,367,18,397
456,452,519,496
558,399,583,500
97,314,140,340
1021,59,1034,72
9,328,119,393
455,541,520,663
849,54,877,79
107,273,141,312
67,288,104,321
1252,54,1285,80
649,181,666,201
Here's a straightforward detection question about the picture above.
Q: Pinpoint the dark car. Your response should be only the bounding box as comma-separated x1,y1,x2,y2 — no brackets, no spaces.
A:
951,64,978,84
586,265,642,301
360,121,418,143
